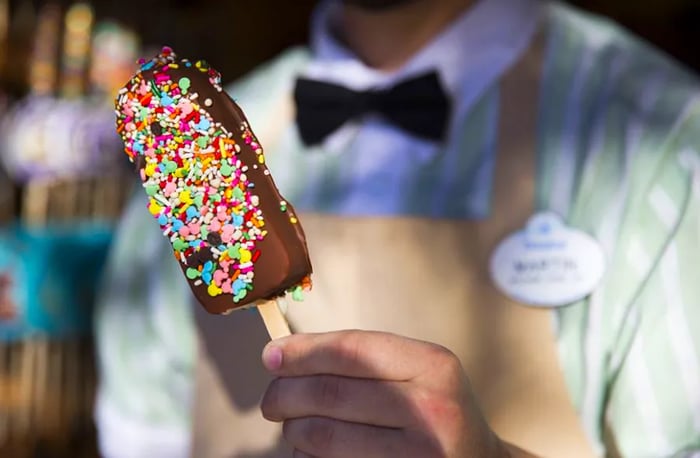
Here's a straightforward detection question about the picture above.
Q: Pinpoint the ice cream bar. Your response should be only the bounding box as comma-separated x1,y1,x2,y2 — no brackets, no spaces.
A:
115,47,312,318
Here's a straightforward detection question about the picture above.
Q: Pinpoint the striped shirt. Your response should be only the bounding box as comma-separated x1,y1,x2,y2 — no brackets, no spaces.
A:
95,2,700,456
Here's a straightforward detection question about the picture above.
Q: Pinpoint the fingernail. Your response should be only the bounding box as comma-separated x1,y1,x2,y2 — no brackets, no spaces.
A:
262,344,283,371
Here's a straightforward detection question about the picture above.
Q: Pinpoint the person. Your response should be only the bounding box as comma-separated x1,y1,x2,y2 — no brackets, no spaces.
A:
94,0,700,456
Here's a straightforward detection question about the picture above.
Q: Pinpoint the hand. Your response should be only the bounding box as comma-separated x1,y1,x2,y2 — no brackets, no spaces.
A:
260,330,524,458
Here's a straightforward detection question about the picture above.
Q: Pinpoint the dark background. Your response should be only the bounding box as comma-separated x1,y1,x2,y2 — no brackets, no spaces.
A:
128,0,700,82
4,0,700,90
119,0,700,82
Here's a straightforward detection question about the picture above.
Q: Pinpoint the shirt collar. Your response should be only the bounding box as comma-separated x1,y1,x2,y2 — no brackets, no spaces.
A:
306,0,544,115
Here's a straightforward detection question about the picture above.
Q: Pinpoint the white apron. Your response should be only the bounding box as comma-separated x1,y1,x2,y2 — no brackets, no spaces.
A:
192,33,596,458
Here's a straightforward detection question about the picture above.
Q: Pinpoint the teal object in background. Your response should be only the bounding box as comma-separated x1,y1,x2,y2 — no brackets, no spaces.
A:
0,223,113,341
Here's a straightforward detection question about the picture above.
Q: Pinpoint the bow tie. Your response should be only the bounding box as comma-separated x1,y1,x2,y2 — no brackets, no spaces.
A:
294,71,452,147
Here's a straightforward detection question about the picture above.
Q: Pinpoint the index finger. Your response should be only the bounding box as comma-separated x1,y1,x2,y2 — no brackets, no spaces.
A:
262,330,446,381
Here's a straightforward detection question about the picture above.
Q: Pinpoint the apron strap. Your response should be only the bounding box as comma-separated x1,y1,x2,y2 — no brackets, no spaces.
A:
479,27,597,456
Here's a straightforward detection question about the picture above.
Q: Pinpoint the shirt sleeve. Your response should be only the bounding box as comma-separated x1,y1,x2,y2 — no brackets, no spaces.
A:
603,102,700,457
93,48,309,457
94,189,196,458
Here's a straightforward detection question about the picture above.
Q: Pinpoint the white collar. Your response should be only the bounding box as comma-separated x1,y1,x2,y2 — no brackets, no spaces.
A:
305,0,544,118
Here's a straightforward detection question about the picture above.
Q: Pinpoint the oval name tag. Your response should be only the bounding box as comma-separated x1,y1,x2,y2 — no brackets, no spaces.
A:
489,212,606,307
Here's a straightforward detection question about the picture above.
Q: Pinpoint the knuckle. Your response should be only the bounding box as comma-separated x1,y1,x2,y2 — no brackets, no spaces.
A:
425,343,462,378
327,331,364,370
284,417,337,454
413,388,441,416
337,331,363,362
412,387,463,429
302,417,336,453
428,343,459,367
315,375,343,411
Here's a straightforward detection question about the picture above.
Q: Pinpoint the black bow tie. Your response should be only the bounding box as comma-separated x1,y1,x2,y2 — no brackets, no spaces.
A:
294,71,451,147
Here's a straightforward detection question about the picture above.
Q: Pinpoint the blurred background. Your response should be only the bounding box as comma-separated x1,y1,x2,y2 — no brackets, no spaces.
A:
0,0,696,457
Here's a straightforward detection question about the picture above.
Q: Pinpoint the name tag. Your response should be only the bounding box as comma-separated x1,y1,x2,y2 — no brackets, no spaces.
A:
489,212,605,307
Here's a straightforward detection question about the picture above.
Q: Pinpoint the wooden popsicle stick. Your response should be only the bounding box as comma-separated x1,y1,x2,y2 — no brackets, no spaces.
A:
257,300,291,340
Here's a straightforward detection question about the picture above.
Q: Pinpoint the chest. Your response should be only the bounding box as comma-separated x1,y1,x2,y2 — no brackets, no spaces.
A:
194,31,597,456
287,211,594,456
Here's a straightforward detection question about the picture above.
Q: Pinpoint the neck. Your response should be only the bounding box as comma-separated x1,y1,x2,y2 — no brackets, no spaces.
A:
335,0,475,71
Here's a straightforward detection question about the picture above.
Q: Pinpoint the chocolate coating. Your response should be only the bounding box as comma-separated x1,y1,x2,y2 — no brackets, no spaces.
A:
117,51,312,314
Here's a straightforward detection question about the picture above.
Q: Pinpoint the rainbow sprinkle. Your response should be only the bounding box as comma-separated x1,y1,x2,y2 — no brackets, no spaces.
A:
115,47,267,304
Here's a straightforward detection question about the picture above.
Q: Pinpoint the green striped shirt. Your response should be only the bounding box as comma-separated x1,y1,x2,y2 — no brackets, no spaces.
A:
95,3,700,456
